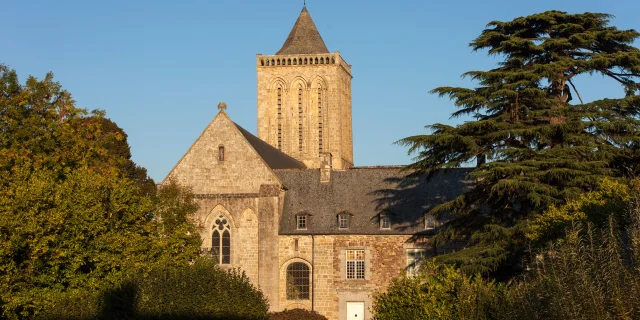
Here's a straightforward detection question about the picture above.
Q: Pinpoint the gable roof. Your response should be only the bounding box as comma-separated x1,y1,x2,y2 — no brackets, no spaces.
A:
234,123,306,170
275,167,473,235
276,6,330,55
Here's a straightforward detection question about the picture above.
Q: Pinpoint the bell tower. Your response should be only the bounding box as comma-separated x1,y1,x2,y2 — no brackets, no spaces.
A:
256,5,353,169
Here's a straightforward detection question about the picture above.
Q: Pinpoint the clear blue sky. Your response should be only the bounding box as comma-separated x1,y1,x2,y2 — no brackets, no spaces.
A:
2,0,639,181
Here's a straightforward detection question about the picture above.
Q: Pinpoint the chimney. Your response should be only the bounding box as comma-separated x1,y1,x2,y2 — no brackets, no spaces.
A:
320,152,332,183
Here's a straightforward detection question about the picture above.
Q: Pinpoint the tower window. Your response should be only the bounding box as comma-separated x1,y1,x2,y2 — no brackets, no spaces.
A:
298,87,303,153
218,146,225,161
318,88,323,153
277,87,282,150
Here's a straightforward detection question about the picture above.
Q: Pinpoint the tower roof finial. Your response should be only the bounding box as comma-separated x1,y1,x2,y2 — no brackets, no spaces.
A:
217,102,227,112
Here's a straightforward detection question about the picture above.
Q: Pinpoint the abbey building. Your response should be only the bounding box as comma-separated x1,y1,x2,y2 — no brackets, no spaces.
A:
162,6,468,320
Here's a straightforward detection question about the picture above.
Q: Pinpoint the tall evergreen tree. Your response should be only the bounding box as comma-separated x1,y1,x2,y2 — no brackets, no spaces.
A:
399,11,640,275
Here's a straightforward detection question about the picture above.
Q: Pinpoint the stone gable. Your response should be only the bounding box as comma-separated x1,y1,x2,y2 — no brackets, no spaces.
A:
163,111,282,194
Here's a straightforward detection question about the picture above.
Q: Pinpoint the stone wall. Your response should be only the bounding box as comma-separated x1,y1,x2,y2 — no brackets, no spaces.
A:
277,234,426,320
256,53,353,169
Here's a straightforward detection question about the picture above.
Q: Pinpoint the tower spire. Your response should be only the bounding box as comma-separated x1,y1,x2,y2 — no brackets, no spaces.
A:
276,5,328,55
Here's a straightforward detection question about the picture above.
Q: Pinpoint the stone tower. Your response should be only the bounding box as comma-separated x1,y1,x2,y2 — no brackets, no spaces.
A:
256,6,353,169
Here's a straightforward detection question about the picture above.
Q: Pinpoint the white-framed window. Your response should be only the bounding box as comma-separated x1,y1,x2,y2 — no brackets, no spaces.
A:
346,250,365,279
425,214,437,229
406,249,427,277
211,215,231,264
380,215,391,230
297,215,307,230
338,214,349,229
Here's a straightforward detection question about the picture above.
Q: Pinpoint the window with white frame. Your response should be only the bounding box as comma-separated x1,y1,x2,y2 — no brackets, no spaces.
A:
297,215,307,230
380,215,391,229
346,250,365,279
406,249,427,277
338,214,349,229
425,214,437,229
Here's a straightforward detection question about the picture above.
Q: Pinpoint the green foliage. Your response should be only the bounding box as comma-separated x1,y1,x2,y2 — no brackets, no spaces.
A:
36,258,269,320
372,261,502,320
374,180,640,320
269,308,328,320
503,198,640,319
398,11,640,275
0,64,203,319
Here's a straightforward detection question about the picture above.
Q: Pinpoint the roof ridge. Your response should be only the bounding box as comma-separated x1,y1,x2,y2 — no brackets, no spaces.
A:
233,122,306,170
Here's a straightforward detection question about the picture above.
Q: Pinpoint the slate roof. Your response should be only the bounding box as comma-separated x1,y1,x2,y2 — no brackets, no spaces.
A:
276,6,330,55
275,167,473,235
234,123,306,170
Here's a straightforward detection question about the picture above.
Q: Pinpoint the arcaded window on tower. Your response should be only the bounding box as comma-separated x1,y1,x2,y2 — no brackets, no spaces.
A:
211,215,231,264
277,87,282,150
286,262,310,300
298,87,303,153
318,88,323,153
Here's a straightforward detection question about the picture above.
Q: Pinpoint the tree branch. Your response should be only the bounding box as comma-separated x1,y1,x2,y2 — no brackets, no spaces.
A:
567,79,584,105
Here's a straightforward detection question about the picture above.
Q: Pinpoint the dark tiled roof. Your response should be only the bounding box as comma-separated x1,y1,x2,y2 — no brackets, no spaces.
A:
234,123,306,170
276,6,330,55
275,167,473,235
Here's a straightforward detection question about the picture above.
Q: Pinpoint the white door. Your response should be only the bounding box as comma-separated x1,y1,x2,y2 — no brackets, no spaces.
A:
347,301,365,320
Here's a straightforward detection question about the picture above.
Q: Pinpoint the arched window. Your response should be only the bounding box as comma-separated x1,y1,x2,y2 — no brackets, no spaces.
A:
315,57,318,64
318,87,323,153
286,262,310,300
211,215,231,264
320,57,324,64
304,58,308,65
298,86,303,153
261,59,264,66
277,87,282,150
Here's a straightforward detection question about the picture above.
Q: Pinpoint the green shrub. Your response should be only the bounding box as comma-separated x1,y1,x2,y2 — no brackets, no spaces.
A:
372,261,502,320
36,258,269,320
269,308,328,320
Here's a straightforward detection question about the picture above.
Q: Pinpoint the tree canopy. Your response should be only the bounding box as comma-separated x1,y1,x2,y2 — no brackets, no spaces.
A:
0,64,201,319
399,11,640,275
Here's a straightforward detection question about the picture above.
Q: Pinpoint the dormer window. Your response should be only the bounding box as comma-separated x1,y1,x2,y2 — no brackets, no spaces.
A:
338,214,349,229
218,146,225,161
380,215,391,230
297,215,307,230
425,214,436,229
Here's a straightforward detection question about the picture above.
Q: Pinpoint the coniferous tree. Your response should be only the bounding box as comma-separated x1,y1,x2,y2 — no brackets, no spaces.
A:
399,11,640,275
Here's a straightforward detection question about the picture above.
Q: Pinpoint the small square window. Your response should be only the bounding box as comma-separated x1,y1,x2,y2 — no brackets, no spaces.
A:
380,215,391,229
338,214,349,229
297,215,307,230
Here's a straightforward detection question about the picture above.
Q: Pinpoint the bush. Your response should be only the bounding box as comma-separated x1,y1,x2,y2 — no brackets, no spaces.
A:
269,308,328,320
37,258,269,320
372,261,502,320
